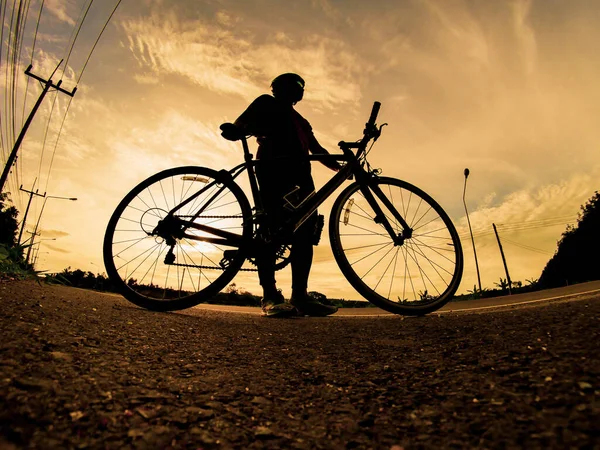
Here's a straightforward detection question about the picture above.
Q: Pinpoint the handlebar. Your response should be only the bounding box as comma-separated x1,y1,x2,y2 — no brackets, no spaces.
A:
338,101,383,153
367,101,381,128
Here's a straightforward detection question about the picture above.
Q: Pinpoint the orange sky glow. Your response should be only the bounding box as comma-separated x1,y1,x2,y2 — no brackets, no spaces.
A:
2,0,599,299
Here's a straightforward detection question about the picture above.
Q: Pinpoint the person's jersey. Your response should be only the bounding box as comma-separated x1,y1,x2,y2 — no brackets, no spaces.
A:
234,94,313,162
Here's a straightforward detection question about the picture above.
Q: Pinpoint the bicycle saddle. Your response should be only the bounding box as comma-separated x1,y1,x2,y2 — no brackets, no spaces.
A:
220,123,244,141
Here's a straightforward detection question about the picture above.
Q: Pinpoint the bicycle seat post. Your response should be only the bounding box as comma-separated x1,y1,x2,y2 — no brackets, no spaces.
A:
241,136,253,162
241,135,264,218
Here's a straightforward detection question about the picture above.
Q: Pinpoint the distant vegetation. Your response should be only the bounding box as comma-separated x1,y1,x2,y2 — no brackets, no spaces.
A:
0,193,31,278
3,192,599,302
52,268,373,308
539,191,600,288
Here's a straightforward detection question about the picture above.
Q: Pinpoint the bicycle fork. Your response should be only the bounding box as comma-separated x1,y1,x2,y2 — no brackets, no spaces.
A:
358,177,412,246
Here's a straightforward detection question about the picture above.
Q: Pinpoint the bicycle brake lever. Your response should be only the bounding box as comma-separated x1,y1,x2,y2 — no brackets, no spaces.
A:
373,123,388,142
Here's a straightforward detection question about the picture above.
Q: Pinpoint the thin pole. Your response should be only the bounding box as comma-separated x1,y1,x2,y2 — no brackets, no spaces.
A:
463,168,482,292
26,195,77,264
17,178,45,245
493,223,512,295
0,62,77,194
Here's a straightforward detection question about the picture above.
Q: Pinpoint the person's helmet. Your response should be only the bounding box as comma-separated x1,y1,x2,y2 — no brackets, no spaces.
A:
271,73,305,103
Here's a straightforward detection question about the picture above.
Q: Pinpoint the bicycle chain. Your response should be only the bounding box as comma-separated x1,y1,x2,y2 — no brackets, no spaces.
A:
170,262,258,272
178,215,244,219
173,214,257,271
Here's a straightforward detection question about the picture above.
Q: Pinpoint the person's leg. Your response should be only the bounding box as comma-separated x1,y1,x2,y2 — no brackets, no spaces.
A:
256,242,277,297
255,164,295,317
290,224,313,298
290,213,337,317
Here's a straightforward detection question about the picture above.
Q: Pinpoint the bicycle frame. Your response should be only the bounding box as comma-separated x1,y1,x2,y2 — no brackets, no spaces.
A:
163,130,413,251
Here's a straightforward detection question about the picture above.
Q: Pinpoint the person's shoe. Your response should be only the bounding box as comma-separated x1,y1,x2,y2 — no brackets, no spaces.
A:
261,292,297,318
290,294,338,317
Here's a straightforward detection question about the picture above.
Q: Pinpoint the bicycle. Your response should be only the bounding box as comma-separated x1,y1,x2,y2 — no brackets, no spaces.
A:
103,102,463,316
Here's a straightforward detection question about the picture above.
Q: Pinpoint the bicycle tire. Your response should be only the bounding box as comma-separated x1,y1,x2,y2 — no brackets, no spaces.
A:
329,177,463,315
103,166,252,311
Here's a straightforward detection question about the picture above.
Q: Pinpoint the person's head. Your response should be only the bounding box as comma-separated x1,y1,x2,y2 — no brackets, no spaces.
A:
271,73,305,105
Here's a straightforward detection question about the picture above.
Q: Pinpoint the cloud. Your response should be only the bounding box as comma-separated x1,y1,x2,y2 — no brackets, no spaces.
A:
133,73,159,85
120,9,365,109
455,170,599,291
39,229,70,238
45,0,77,26
44,243,70,253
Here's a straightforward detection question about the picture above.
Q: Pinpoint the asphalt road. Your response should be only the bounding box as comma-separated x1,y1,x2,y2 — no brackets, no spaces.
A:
1,280,598,449
183,280,600,316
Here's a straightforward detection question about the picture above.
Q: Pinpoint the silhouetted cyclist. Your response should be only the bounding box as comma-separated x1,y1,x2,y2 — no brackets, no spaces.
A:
230,73,340,317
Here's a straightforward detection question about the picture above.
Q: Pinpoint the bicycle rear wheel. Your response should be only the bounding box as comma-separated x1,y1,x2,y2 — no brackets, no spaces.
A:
103,166,252,311
329,177,463,315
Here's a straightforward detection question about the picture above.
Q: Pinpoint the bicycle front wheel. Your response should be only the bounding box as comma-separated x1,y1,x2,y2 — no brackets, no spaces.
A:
103,166,252,311
329,177,463,315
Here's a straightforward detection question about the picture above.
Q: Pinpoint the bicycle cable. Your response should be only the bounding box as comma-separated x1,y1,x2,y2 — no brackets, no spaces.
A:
361,140,377,174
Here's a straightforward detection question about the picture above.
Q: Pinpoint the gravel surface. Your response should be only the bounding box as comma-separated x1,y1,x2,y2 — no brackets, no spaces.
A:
0,280,598,449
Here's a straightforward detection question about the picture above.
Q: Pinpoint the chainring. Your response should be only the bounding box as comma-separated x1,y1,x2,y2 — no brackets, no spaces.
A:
248,243,292,271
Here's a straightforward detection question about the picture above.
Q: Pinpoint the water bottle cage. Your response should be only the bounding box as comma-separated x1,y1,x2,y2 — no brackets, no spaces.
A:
283,186,315,211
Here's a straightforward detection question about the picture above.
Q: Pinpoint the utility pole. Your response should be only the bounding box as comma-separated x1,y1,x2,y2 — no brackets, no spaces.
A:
463,168,482,293
17,178,45,245
493,223,512,295
25,195,77,264
0,61,77,194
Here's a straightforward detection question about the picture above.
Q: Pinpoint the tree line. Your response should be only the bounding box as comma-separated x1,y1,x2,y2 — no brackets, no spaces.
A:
2,191,600,298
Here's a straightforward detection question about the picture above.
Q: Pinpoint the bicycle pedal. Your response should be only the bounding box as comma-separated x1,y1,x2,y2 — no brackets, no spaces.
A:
164,249,176,264
219,250,238,268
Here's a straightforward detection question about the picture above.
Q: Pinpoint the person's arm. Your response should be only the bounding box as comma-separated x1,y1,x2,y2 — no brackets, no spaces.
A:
309,134,343,171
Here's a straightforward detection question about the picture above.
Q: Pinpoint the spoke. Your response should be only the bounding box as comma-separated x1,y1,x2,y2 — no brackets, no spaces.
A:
359,245,396,280
117,216,147,226
343,241,394,252
373,246,400,292
149,244,167,288
412,212,441,233
387,246,400,300
178,244,198,293
137,243,166,286
113,236,151,246
404,241,441,297
349,242,393,267
137,189,162,218
401,244,415,301
355,194,401,235
118,242,162,279
182,238,222,269
158,178,169,211
341,222,390,238
148,182,163,214
171,176,176,211
409,237,456,275
202,197,241,215
114,235,153,259
126,203,162,218
186,179,219,217
344,203,375,222
163,262,171,300
408,197,424,229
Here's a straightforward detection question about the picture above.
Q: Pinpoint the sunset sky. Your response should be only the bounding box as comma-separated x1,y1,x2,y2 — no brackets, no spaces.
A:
2,0,599,299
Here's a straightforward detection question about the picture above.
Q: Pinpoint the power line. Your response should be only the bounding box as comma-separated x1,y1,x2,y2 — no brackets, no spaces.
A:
501,237,554,255
44,0,123,193
36,0,92,191
61,0,94,79
457,215,577,240
77,0,123,83
21,0,45,127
